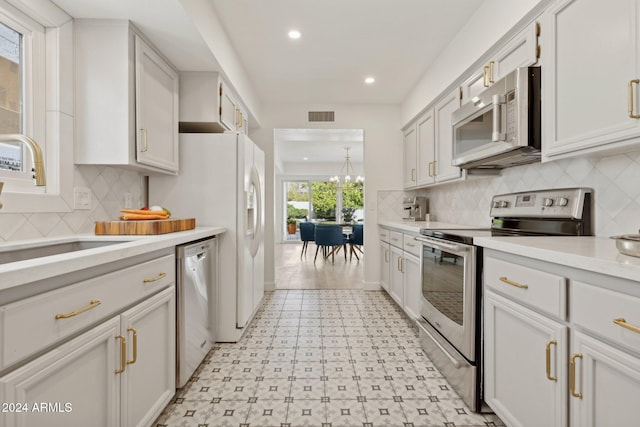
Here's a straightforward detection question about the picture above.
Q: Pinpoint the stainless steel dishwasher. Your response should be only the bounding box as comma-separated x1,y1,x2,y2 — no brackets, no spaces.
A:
176,237,217,388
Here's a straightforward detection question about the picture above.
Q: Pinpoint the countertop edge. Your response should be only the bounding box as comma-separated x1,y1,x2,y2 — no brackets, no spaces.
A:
0,226,225,292
475,236,640,282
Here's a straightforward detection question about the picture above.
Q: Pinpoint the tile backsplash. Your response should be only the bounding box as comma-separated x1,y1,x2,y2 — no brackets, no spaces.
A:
380,150,640,238
0,165,144,242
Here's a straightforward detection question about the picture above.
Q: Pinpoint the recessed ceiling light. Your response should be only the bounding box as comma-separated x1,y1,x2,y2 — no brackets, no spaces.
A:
288,30,301,39
303,157,308,160
364,76,375,85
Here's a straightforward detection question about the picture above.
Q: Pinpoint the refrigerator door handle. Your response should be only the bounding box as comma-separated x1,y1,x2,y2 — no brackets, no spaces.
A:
249,165,262,258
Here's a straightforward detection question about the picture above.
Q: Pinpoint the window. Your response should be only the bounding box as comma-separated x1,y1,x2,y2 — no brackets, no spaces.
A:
0,0,73,213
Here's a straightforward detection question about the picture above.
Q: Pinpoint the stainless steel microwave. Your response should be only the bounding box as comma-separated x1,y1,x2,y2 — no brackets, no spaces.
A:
451,66,541,170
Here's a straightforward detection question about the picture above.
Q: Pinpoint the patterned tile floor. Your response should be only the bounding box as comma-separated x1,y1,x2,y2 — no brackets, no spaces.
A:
153,289,503,427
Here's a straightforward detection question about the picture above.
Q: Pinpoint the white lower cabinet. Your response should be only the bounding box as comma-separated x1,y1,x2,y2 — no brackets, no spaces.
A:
484,250,640,427
570,331,640,427
402,252,421,319
0,287,175,427
389,245,404,306
485,291,568,427
380,242,390,292
379,227,422,320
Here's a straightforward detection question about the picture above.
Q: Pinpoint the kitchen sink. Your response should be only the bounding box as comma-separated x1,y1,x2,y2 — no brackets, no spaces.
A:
0,240,130,265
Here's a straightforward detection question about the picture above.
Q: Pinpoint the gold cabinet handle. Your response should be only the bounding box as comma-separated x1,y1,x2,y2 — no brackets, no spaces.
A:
570,353,583,398
546,340,557,381
384,249,389,263
499,276,528,289
432,160,437,176
629,79,640,118
411,168,416,182
115,334,126,374
483,65,489,87
391,237,399,242
400,257,404,273
613,318,640,334
488,61,495,84
139,128,148,152
126,327,138,365
428,161,434,177
55,300,101,319
406,242,415,247
143,272,167,283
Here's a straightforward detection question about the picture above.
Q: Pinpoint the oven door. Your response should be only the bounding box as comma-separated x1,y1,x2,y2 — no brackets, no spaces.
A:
415,235,477,362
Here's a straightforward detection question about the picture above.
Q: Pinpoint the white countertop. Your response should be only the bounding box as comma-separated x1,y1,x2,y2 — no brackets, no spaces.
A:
378,220,485,234
0,226,225,293
476,236,640,282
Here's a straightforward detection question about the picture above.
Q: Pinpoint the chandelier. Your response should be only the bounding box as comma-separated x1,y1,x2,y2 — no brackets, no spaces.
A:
330,147,364,184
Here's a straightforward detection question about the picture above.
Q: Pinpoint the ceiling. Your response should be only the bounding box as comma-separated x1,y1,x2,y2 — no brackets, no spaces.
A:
52,0,485,106
274,129,364,164
210,0,485,104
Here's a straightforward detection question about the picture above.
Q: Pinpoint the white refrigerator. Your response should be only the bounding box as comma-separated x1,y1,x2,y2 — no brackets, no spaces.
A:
149,133,265,343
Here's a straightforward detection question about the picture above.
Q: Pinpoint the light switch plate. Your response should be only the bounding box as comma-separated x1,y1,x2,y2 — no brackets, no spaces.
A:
73,187,92,210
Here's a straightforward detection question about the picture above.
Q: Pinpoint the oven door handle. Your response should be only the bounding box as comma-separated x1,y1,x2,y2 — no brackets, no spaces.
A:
416,319,462,369
414,235,469,253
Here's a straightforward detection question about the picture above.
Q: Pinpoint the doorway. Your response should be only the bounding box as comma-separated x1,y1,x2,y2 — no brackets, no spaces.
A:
274,128,365,289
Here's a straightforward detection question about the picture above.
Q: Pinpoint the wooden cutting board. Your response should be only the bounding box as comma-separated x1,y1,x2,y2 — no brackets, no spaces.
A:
94,218,196,235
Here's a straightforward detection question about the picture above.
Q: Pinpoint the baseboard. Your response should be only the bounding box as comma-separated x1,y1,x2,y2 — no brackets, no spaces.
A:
264,281,276,291
363,281,382,291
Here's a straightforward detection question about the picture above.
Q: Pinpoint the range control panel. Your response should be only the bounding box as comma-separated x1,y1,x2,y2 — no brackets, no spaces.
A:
490,188,591,219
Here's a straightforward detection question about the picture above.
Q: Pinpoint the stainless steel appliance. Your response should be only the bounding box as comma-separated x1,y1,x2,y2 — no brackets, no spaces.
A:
176,237,217,388
403,196,428,221
415,188,592,412
451,67,541,170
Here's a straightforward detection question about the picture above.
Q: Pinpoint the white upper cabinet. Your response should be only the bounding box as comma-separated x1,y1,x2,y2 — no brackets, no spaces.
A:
434,89,462,184
402,91,462,190
179,72,247,134
402,125,417,189
74,20,179,174
416,109,436,187
543,0,640,159
462,21,540,104
135,37,179,172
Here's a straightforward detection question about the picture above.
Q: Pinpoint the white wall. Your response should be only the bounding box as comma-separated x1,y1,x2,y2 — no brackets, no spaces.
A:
251,104,402,290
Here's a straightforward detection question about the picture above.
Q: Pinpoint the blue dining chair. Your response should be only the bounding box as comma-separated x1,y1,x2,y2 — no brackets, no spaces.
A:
348,224,364,260
314,224,348,263
299,222,315,258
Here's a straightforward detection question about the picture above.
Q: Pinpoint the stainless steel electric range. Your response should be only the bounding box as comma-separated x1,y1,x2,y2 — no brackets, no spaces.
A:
415,188,593,412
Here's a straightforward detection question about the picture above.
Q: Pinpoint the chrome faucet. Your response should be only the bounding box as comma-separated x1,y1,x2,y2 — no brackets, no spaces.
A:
0,134,46,186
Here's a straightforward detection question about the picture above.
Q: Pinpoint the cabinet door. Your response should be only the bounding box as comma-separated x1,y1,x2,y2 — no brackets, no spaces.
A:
434,89,462,183
570,331,640,427
135,36,179,173
120,288,176,427
220,80,237,131
380,242,390,291
461,68,486,105
403,125,417,189
389,246,404,306
543,0,640,158
0,318,121,427
416,110,436,186
402,252,421,320
491,22,539,83
484,291,568,427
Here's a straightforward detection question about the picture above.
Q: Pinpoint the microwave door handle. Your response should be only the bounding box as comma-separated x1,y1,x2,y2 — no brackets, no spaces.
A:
492,94,505,142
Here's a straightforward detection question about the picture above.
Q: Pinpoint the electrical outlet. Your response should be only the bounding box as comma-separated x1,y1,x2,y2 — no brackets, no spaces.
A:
124,192,133,208
73,187,92,210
